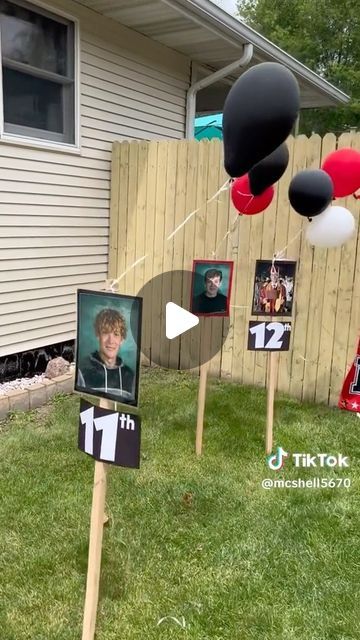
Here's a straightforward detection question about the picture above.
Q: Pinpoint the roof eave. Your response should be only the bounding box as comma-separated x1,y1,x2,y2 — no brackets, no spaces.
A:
163,0,350,106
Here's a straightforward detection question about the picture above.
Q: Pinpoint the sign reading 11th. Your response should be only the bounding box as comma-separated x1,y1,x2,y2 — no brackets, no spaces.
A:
78,399,141,468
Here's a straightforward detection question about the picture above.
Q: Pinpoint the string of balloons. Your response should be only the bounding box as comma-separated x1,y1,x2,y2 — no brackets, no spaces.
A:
222,62,357,249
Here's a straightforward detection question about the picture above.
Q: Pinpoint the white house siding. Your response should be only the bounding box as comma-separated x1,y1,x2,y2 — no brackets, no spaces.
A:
0,0,190,357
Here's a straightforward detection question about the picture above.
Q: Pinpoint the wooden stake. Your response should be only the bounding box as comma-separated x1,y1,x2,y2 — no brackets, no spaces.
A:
195,320,212,456
196,359,209,456
266,351,279,455
81,460,108,640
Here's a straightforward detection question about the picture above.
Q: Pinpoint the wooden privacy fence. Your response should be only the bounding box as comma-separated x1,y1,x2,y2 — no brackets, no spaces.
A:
108,134,360,406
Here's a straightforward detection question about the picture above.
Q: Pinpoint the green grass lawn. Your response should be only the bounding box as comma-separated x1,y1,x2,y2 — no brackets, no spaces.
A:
1,368,360,640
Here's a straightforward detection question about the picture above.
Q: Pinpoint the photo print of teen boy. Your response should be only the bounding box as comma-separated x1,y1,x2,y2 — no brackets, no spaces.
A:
75,289,142,406
190,260,234,317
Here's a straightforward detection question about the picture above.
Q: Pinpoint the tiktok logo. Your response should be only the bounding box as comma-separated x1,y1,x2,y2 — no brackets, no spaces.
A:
267,446,289,471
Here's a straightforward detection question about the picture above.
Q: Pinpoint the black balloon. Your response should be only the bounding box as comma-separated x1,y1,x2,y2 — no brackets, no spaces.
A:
249,143,289,195
223,62,300,178
288,169,334,217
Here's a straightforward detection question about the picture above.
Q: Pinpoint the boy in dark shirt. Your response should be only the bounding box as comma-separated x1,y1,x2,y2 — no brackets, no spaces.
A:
77,308,134,402
192,268,228,314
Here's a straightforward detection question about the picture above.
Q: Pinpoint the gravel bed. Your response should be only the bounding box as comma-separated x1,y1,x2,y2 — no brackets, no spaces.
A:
0,363,76,397
0,374,47,396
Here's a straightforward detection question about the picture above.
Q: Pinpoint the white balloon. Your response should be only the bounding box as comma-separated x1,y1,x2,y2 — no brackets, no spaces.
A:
306,205,356,248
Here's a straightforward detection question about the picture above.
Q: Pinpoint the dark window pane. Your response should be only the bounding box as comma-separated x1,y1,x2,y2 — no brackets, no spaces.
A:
0,0,70,76
3,67,63,133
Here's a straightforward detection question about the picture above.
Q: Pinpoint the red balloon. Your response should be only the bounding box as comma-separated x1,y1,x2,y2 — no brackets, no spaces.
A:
321,148,360,198
231,174,274,215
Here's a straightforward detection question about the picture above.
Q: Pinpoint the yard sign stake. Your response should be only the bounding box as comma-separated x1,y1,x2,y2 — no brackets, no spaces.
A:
248,318,292,454
81,458,108,640
79,396,141,640
266,351,279,454
196,360,210,456
196,320,212,456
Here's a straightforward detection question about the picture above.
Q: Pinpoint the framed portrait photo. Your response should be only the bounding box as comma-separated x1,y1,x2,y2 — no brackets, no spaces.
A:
251,260,296,317
190,259,234,317
75,289,142,407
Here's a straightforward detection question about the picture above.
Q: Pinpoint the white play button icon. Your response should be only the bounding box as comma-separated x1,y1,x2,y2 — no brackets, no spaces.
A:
165,302,199,340
133,269,230,369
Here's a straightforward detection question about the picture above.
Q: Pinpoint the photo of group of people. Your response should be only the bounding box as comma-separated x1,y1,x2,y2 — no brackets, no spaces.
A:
251,260,296,317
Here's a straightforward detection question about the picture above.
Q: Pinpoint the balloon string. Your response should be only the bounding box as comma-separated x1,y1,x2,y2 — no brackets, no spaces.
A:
273,228,303,261
212,212,239,258
106,254,148,291
106,178,231,290
235,189,255,213
167,179,231,240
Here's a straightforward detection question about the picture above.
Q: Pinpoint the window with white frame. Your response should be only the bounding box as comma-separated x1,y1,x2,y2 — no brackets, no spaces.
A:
0,0,76,145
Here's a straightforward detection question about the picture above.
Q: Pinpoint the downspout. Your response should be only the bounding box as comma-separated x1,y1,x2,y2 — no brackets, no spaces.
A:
185,43,253,139
294,114,300,136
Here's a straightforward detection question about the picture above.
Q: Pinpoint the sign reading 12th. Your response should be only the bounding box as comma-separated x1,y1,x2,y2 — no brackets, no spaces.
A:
248,321,292,352
78,399,141,468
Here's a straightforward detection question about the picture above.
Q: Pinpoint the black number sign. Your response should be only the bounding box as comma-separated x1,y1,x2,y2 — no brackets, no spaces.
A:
248,321,292,351
78,399,141,468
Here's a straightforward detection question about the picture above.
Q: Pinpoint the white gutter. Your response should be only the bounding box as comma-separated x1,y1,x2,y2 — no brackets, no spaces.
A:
185,43,253,138
164,0,350,107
